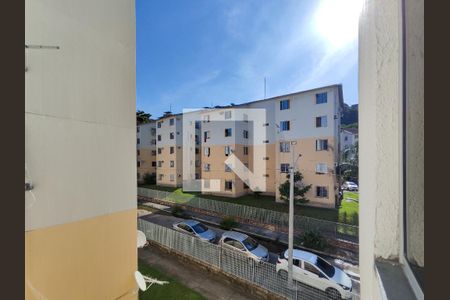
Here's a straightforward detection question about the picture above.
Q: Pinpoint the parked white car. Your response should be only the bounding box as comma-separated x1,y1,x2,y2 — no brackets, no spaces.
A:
276,249,353,299
219,231,269,262
342,181,358,191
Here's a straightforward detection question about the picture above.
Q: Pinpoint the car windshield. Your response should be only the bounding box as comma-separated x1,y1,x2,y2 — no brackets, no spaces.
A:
347,182,356,185
192,223,208,234
242,237,258,251
315,257,335,278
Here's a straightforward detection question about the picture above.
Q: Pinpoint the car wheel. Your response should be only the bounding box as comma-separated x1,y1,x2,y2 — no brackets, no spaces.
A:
325,288,342,300
278,270,288,280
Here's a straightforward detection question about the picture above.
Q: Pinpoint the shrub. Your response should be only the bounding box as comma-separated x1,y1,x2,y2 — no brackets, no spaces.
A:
298,230,328,251
220,217,238,230
253,191,262,198
171,205,185,217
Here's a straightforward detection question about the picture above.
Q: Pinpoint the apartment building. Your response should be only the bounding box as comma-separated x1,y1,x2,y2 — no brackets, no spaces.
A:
137,121,157,182
25,0,137,299
198,85,342,207
340,127,358,151
155,113,184,186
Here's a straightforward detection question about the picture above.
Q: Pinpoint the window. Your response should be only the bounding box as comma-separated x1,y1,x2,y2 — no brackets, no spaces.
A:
304,262,324,277
316,116,327,127
225,128,232,137
243,182,249,189
137,138,140,144
195,134,199,144
263,123,269,127
280,99,290,110
243,146,248,155
170,160,174,167
157,122,162,128
316,186,328,198
152,150,156,156
195,160,200,167
224,181,233,191
263,174,269,177
280,142,290,153
151,139,156,145
263,157,269,160
158,174,164,180
158,148,162,154
169,118,174,126
224,111,232,119
224,146,232,156
137,172,140,179
203,115,210,122
157,135,161,141
243,130,249,139
262,140,269,143
195,173,200,179
137,161,141,167
137,127,140,133
225,164,232,172
170,146,174,154
316,92,328,104
152,161,156,167
137,150,140,156
280,163,290,173
203,180,210,189
204,131,210,142
151,128,156,136
170,132,174,139
195,147,199,154
280,121,290,131
157,161,162,167
170,174,175,182
203,163,211,172
316,139,328,151
204,147,210,157
316,163,328,174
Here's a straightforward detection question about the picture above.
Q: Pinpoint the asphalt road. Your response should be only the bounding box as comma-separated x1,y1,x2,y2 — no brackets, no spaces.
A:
139,211,361,297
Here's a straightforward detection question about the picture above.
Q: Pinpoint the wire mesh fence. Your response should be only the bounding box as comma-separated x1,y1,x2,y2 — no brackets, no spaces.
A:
138,219,358,300
138,187,358,242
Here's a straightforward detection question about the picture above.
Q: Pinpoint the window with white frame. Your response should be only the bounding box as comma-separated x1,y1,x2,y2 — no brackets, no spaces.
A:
280,141,290,153
170,132,174,139
315,116,327,127
170,146,174,154
225,163,232,172
224,146,232,156
169,118,175,126
316,163,328,174
203,163,210,171
280,163,290,173
315,92,327,104
157,161,162,167
280,121,290,131
243,146,248,155
170,174,175,182
204,147,210,157
170,160,174,168
225,128,232,137
204,131,210,142
224,111,232,119
243,130,249,139
316,186,328,198
280,99,290,110
157,122,162,128
316,139,328,151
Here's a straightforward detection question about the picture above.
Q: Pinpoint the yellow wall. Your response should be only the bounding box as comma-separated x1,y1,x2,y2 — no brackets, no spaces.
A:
25,210,137,300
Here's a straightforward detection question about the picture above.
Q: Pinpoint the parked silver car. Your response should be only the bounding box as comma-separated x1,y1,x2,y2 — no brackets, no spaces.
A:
172,220,217,243
276,249,353,299
342,181,358,191
219,231,269,262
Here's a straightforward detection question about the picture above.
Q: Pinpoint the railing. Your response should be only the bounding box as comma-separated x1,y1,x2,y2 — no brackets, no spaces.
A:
138,219,358,300
137,188,358,242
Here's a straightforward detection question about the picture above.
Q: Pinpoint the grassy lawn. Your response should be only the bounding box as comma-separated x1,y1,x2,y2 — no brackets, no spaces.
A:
338,191,359,225
138,259,206,300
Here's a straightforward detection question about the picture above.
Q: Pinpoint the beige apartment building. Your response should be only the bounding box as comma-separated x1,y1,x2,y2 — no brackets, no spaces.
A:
137,121,157,182
147,85,343,208
26,0,137,299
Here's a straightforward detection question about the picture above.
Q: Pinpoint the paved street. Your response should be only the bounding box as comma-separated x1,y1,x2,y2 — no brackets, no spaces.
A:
139,210,360,297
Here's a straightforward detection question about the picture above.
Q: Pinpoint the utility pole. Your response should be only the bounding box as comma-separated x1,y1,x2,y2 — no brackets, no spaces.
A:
287,141,297,288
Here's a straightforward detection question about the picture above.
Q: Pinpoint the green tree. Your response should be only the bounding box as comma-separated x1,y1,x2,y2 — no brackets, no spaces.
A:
278,171,312,204
136,110,152,124
341,141,358,182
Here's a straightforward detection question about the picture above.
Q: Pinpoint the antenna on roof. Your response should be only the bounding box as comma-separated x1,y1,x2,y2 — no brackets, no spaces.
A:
169,103,172,112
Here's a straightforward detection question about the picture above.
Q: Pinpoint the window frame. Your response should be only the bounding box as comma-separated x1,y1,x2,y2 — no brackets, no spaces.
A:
280,99,290,110
315,92,328,104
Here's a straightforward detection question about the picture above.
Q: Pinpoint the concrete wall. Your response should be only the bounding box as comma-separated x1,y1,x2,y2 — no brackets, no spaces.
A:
25,0,137,298
359,0,423,298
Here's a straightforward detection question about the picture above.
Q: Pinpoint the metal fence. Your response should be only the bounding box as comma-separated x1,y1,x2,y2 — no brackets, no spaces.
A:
138,219,358,300
138,188,358,242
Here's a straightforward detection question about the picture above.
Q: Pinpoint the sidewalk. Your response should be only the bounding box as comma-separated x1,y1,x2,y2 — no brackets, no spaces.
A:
138,244,262,300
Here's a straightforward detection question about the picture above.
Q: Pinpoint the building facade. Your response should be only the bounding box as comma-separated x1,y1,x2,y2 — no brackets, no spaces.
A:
340,128,358,151
146,85,343,208
137,121,157,182
25,0,137,299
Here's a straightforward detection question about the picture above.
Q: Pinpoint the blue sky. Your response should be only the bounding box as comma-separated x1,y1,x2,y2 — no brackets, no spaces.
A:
136,0,360,118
